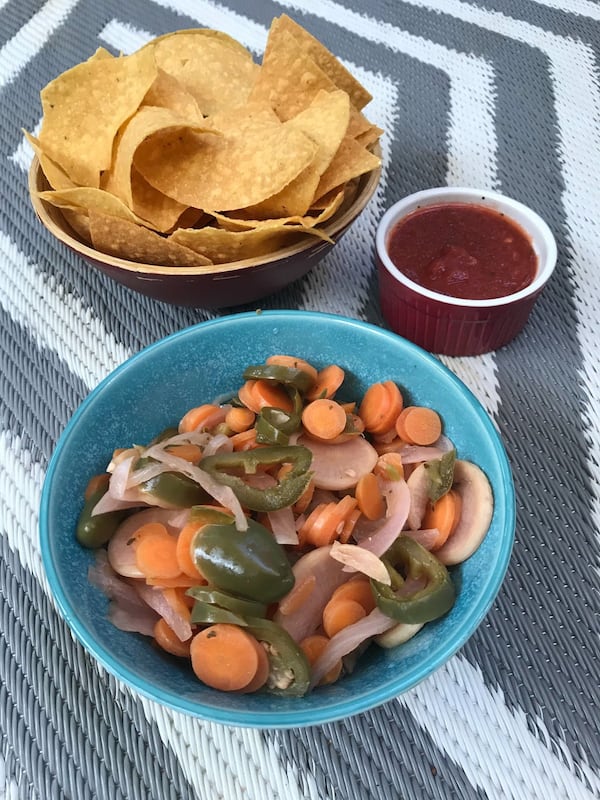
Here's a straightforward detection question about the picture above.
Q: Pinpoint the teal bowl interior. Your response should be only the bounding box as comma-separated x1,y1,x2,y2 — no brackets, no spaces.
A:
40,311,515,728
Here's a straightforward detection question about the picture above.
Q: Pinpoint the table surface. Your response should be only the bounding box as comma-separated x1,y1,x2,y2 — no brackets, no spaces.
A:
1,1,599,798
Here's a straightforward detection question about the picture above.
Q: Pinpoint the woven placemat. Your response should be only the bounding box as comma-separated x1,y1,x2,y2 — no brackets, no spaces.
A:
1,1,599,798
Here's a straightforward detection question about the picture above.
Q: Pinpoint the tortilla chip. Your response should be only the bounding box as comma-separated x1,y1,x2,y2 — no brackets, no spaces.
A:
89,211,212,266
270,16,372,110
150,29,258,115
233,163,320,220
250,28,338,121
355,124,385,148
39,47,157,187
212,187,344,231
128,168,191,232
37,187,161,229
142,68,203,120
102,106,207,216
170,223,322,264
134,116,317,211
61,208,92,243
315,137,381,201
285,89,350,176
24,131,76,190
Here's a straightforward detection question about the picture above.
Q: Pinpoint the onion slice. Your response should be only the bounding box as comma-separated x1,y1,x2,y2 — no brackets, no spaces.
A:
310,608,396,686
143,445,247,530
267,506,299,545
357,478,410,556
329,541,390,584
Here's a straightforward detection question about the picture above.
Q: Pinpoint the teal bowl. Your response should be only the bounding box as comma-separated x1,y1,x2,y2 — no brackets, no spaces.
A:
40,311,515,728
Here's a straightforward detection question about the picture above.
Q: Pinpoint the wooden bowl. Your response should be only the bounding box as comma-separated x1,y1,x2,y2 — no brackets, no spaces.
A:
28,153,381,308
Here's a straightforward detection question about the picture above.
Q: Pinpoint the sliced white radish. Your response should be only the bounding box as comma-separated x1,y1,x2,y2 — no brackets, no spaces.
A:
434,460,493,565
273,545,349,642
298,434,378,490
374,621,424,649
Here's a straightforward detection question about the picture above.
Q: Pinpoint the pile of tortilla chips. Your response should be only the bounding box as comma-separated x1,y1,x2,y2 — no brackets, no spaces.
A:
30,16,382,268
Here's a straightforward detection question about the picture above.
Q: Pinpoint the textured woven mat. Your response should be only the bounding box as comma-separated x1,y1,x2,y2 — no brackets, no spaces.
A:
1,1,599,798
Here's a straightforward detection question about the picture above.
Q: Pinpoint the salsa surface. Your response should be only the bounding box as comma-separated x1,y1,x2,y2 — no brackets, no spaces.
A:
387,203,537,300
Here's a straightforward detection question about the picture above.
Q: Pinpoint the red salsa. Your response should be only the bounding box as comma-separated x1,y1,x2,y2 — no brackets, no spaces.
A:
387,202,537,300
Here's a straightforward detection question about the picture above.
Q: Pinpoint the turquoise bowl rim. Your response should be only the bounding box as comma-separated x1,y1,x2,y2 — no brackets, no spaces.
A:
40,310,515,728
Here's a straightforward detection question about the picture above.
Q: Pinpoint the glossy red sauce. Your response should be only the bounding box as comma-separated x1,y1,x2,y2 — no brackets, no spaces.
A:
387,203,537,300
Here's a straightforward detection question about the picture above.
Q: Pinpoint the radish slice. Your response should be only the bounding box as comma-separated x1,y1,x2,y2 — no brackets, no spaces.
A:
107,508,181,578
398,435,455,464
310,608,396,686
329,541,390,584
273,546,349,642
375,621,424,649
434,460,493,565
401,527,441,551
108,601,159,637
298,435,378,490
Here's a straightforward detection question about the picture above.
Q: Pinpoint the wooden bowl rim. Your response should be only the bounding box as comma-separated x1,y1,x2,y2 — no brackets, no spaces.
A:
28,147,382,277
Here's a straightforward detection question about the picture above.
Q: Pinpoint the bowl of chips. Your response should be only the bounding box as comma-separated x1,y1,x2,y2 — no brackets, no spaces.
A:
27,18,382,307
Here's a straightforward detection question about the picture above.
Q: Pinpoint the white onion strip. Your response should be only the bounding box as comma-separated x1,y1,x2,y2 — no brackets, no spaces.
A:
143,446,247,530
310,608,396,687
357,478,410,556
329,541,390,584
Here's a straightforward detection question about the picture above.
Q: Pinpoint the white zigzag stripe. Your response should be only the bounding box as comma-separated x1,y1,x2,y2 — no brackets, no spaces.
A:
0,0,80,89
0,231,130,388
401,655,600,798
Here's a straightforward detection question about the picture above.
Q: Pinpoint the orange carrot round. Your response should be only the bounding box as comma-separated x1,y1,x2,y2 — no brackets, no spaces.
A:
179,404,220,434
190,624,260,692
302,398,347,440
299,634,342,685
331,578,376,613
306,364,345,401
175,522,205,579
238,380,261,413
165,443,203,464
359,380,403,435
134,523,181,581
225,406,256,433
422,489,462,550
355,472,385,520
238,638,270,693
266,354,318,384
322,598,366,638
251,379,294,412
395,406,442,445
374,452,405,482
153,618,192,658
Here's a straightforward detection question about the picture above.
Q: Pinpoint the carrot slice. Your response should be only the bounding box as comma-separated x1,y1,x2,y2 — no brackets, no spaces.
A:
322,598,366,638
278,574,316,616
355,472,385,520
153,618,192,658
330,578,376,613
266,354,319,384
238,637,270,693
374,452,405,481
395,406,442,445
251,379,294,412
302,398,347,440
359,380,403,435
190,624,260,692
230,427,260,451
299,634,342,685
422,489,462,550
306,364,345,401
179,404,220,434
135,523,181,581
300,495,358,547
146,574,206,588
225,406,256,433
165,443,203,464
175,522,205,579
238,380,261,413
